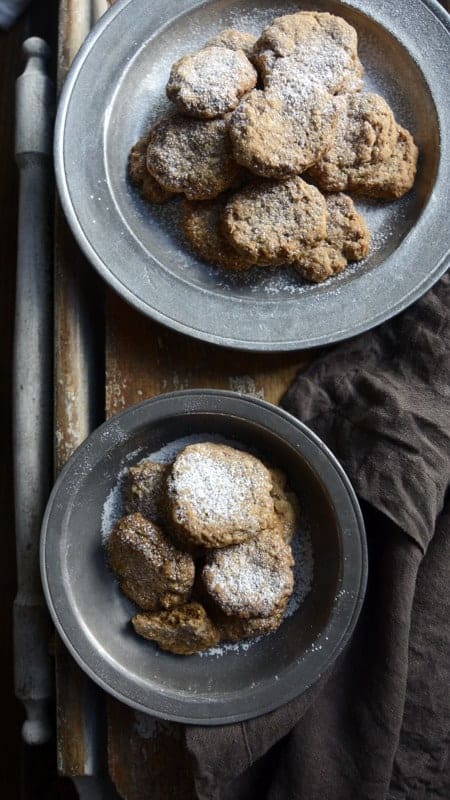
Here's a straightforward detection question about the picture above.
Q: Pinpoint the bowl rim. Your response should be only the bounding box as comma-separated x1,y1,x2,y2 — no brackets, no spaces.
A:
54,0,450,351
40,389,368,723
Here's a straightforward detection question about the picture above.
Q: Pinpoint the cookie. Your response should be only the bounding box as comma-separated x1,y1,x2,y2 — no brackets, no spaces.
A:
270,468,300,544
167,442,277,549
230,84,337,178
295,192,370,283
129,135,175,203
308,93,398,192
132,602,220,655
107,513,195,611
253,11,363,94
146,114,240,200
205,28,257,61
166,45,257,119
125,460,171,525
201,529,294,619
212,603,286,642
341,125,418,200
182,196,256,270
222,177,327,264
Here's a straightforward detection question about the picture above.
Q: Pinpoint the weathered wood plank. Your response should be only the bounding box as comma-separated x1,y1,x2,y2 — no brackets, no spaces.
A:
54,0,105,778
104,292,312,798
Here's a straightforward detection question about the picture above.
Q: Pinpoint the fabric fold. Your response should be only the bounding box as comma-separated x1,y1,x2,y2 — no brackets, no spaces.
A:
185,274,450,800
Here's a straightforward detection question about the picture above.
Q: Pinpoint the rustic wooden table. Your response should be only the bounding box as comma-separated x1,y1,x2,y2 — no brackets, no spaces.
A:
54,1,312,796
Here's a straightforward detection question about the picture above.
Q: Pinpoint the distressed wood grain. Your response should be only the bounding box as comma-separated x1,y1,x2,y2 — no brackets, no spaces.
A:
104,293,312,799
54,0,105,778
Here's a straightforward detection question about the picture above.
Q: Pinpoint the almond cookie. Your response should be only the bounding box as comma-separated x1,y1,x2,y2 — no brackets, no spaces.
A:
230,84,337,178
340,125,419,200
295,192,370,283
167,442,277,549
201,529,294,619
270,468,300,544
132,602,220,655
223,177,327,264
107,513,195,611
182,196,256,271
205,28,257,61
253,11,363,94
129,135,175,203
166,45,257,119
146,114,239,200
308,93,398,192
125,460,171,525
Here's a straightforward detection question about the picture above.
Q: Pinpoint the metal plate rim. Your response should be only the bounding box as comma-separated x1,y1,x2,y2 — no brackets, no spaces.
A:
55,0,450,351
41,389,367,724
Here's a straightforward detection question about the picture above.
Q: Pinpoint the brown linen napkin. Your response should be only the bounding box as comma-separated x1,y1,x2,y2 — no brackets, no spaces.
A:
185,273,450,800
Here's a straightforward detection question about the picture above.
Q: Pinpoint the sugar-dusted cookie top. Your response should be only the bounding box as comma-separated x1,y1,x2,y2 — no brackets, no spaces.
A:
201,529,294,619
253,11,363,94
107,513,195,611
167,442,277,548
308,93,398,191
166,45,257,119
223,177,327,264
146,114,239,200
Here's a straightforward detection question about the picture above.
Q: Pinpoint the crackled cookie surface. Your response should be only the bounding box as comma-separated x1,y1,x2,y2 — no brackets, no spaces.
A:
146,114,239,200
295,192,370,283
132,602,220,655
230,83,337,178
253,11,363,94
342,125,419,199
167,442,277,548
129,135,175,203
211,602,287,642
125,460,171,525
223,177,327,264
308,93,398,192
182,196,256,270
202,529,294,619
166,45,257,119
107,513,195,611
205,28,257,60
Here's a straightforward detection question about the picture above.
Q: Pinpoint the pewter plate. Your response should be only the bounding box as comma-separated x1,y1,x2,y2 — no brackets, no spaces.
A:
41,391,367,723
55,0,449,350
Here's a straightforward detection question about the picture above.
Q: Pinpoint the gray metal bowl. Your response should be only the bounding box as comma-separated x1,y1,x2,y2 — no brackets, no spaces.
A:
54,0,449,350
41,390,367,724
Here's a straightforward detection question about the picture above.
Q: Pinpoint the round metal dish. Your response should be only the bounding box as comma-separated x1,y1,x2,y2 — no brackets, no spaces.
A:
54,0,449,351
41,390,367,724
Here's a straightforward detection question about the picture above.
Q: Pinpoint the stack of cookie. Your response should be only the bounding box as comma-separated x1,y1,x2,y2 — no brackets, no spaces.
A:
130,11,418,283
106,442,299,655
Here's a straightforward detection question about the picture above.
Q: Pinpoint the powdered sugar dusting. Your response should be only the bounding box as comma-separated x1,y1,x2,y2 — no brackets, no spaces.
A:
101,433,314,657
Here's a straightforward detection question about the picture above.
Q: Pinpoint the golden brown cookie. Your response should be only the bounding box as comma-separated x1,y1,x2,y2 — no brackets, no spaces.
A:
222,177,327,264
294,192,370,283
107,513,195,611
132,602,220,655
128,135,175,203
205,28,257,61
125,460,171,525
146,114,240,200
253,11,363,94
167,443,277,549
166,46,257,119
229,84,337,178
308,93,398,192
270,468,300,544
213,603,287,642
201,530,294,619
182,196,256,270
343,125,419,200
